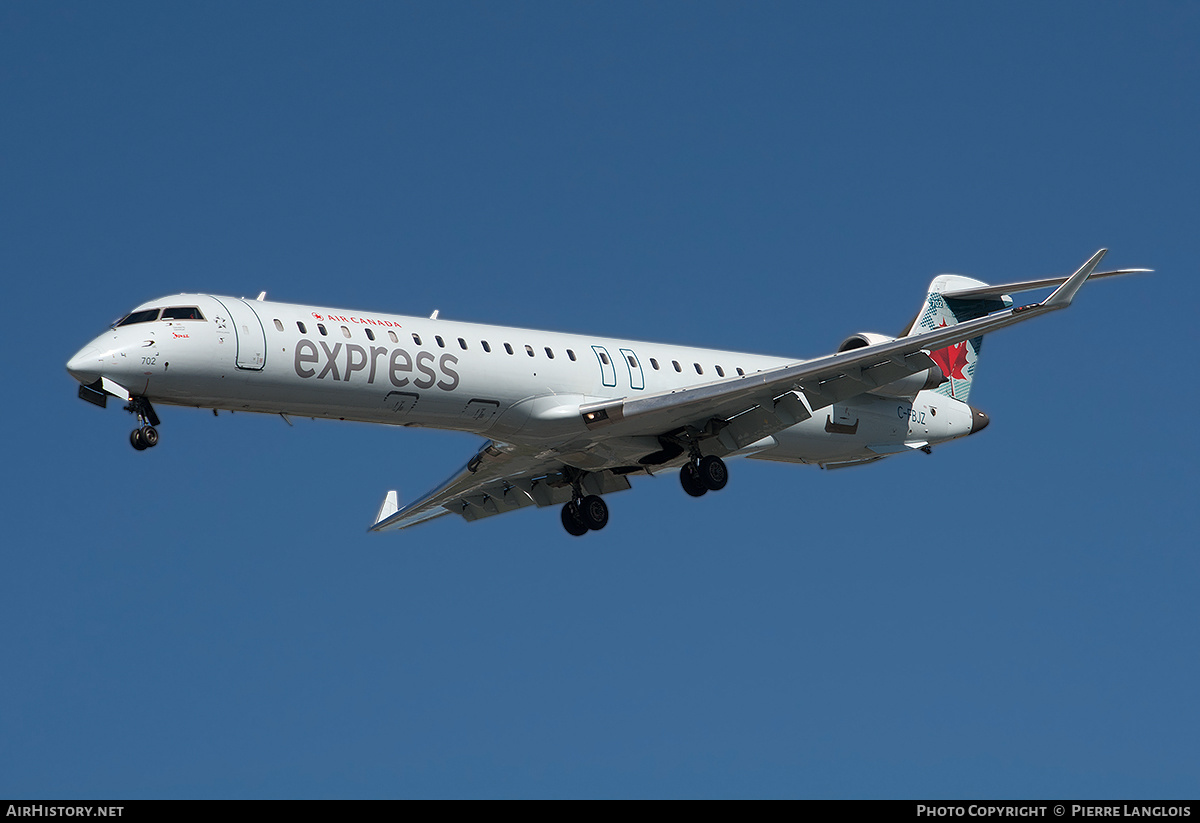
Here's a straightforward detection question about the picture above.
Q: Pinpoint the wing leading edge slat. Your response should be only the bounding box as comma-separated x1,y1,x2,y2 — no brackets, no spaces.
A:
369,443,633,533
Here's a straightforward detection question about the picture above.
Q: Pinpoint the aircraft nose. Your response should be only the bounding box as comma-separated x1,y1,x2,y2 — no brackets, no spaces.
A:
66,346,102,383
969,406,990,434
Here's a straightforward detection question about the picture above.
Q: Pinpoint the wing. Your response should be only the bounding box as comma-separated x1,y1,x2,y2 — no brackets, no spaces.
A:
577,248,1123,450
372,249,1137,532
369,441,633,532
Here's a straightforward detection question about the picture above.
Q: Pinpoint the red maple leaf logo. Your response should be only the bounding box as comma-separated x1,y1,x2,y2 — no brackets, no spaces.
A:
929,320,969,381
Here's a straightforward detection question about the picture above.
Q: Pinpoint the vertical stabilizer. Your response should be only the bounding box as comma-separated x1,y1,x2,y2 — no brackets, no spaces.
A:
905,275,1012,403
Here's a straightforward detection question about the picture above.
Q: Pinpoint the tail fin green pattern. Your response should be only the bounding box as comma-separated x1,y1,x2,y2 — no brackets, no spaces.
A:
906,275,1012,403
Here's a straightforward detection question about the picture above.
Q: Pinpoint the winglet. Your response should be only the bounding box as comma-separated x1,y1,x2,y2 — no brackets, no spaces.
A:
373,490,399,529
1042,248,1107,309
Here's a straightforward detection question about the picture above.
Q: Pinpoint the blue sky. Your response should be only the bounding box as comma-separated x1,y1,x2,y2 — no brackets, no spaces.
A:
3,2,1198,798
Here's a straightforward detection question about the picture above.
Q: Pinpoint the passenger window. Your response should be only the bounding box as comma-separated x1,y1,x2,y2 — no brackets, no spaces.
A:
364,328,375,341
545,347,554,359
672,360,681,372
458,338,467,350
388,331,398,343
273,319,284,332
600,352,610,365
736,368,745,376
567,349,576,361
627,355,637,368
694,363,703,375
341,326,351,338
318,324,327,336
297,321,307,334
413,333,422,346
525,345,535,357
435,336,445,348
650,358,659,370
482,341,491,353
504,343,513,355
716,365,725,377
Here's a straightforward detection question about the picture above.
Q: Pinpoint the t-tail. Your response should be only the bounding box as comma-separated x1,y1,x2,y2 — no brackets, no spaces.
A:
902,275,1012,403
900,253,1152,403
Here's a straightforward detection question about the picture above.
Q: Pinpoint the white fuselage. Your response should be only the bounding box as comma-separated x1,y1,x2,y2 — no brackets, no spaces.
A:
66,293,976,469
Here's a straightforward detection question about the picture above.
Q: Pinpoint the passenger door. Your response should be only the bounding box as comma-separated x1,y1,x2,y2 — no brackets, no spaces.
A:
212,298,267,370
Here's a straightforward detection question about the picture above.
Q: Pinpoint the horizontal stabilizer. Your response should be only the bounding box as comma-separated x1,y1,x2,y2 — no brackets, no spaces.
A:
940,266,1151,301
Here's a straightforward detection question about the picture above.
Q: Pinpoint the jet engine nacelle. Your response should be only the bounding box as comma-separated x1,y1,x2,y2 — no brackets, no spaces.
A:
838,332,896,352
836,332,947,398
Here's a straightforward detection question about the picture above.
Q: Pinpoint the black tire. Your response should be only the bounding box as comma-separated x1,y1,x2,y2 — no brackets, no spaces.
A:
141,426,159,448
680,464,707,497
130,429,147,451
579,495,609,531
561,502,589,536
698,455,728,491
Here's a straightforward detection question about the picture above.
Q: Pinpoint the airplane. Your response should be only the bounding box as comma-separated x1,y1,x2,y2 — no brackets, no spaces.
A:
66,249,1146,536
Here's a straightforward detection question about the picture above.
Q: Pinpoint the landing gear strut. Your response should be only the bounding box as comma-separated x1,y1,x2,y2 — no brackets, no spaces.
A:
125,397,161,451
560,471,609,536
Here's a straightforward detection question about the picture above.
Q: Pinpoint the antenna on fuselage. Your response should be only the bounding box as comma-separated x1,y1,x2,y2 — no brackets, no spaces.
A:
430,310,439,320
256,292,267,301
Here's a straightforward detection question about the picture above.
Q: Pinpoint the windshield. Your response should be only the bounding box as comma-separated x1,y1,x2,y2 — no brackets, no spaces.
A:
115,308,160,327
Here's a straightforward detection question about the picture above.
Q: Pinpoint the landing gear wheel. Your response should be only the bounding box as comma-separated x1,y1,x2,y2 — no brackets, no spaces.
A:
680,463,708,497
561,502,589,536
698,455,728,491
579,495,609,531
124,397,161,451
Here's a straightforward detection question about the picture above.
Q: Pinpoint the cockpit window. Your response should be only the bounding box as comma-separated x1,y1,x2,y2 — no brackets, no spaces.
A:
161,306,205,320
116,309,160,326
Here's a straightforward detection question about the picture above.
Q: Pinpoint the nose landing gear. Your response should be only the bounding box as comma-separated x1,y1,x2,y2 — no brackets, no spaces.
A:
129,426,159,450
124,397,161,451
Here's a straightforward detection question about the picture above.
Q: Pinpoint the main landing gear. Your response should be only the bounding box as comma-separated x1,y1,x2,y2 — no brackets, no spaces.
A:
125,396,161,451
560,471,610,537
679,454,728,497
555,453,728,536
561,495,608,536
